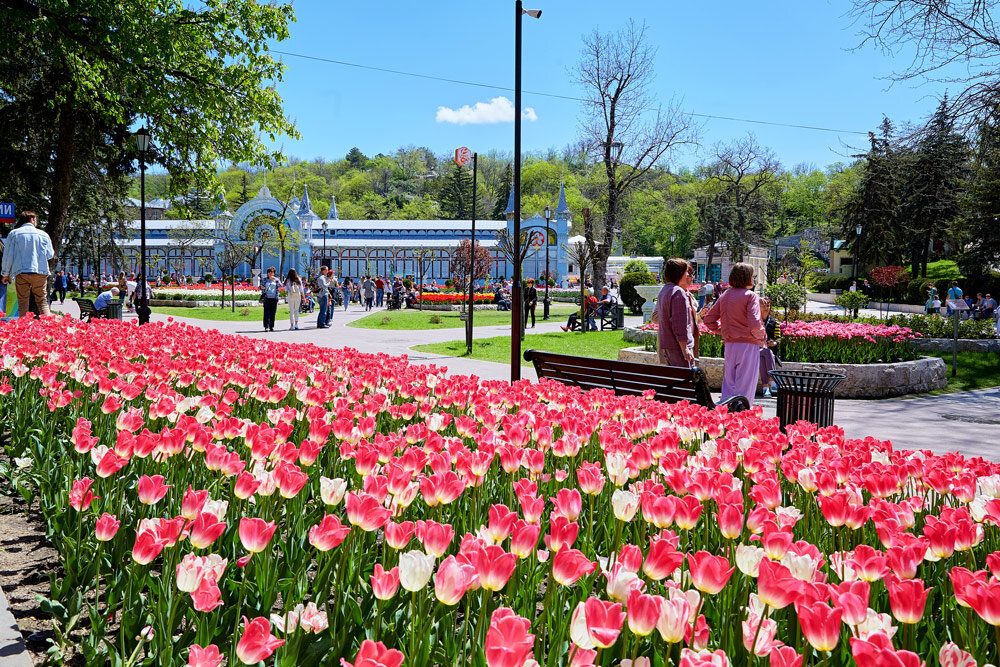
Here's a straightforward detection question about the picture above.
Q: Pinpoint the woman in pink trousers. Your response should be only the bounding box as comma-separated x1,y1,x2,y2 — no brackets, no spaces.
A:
702,263,766,406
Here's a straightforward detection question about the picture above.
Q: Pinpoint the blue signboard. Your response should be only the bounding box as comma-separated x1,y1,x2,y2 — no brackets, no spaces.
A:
0,203,13,224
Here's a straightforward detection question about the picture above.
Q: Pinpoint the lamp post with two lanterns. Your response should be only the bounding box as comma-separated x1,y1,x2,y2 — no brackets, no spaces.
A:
133,127,152,324
543,205,552,320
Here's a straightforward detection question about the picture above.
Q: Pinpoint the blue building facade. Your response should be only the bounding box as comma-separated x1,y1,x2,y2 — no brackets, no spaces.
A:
111,184,571,284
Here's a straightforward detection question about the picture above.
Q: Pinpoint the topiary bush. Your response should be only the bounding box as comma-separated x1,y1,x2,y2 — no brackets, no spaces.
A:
766,282,808,321
834,290,871,318
619,270,657,315
622,259,650,275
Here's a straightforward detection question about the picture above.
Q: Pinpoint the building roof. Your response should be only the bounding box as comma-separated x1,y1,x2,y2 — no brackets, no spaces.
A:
504,182,515,215
124,197,168,210
318,219,507,231
555,183,569,215
328,195,339,220
300,184,313,213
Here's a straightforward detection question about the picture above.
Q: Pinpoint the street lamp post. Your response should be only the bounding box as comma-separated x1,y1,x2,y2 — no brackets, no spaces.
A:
543,205,552,320
853,224,862,279
134,128,152,324
670,233,676,257
322,221,328,270
511,0,541,382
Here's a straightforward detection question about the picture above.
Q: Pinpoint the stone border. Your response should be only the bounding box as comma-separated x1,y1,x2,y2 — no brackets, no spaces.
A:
413,304,500,312
150,299,260,308
0,583,31,667
617,347,947,398
808,292,924,314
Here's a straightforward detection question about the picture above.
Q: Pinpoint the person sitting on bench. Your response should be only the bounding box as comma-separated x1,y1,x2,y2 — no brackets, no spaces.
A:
593,286,616,327
562,291,599,331
93,287,120,315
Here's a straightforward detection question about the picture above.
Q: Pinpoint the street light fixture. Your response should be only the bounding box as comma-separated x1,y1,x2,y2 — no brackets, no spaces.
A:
511,0,542,382
321,221,328,270
133,127,152,324
543,205,552,320
853,224,862,279
670,233,676,257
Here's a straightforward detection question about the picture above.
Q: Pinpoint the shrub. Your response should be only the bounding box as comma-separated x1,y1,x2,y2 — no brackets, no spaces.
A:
402,279,412,289
203,273,215,284
619,270,657,315
885,313,999,339
765,282,808,319
812,275,853,293
238,307,250,316
444,279,454,288
834,290,870,317
380,316,391,325
428,315,443,324
622,259,650,275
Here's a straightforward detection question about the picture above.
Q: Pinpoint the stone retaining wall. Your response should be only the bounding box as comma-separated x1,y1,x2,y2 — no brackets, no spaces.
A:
617,347,947,398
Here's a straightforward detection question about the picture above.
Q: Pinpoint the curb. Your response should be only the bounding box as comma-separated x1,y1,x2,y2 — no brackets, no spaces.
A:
0,584,30,666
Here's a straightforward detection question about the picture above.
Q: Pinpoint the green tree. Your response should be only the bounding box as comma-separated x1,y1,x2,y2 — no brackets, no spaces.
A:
346,147,369,170
900,98,970,277
0,0,296,270
961,99,1000,277
491,163,513,220
440,163,472,220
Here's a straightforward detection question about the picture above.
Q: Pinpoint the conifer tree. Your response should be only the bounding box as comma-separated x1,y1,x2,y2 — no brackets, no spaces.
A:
962,100,1000,276
439,163,472,220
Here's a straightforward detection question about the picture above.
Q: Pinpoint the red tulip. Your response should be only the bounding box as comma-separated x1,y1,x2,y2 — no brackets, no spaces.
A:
484,607,534,667
235,616,284,665
965,578,1000,625
796,600,842,652
582,597,625,648
238,517,276,553
509,520,541,559
416,520,454,558
545,515,579,553
552,548,597,586
851,634,924,667
188,512,227,550
132,530,166,565
487,504,518,541
643,538,685,581
477,545,517,592
94,512,120,542
342,639,405,667
345,492,392,532
69,477,97,511
716,504,743,540
181,487,208,520
553,488,583,521
308,514,351,552
626,588,663,636
885,575,931,624
757,558,801,609
186,644,222,667
769,646,802,667
371,564,400,600
687,551,734,595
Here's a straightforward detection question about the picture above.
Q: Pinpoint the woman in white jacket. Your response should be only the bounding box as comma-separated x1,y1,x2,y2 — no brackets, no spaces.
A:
284,269,304,330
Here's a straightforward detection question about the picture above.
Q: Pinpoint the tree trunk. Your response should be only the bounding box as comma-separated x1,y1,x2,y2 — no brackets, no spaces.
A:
46,95,77,270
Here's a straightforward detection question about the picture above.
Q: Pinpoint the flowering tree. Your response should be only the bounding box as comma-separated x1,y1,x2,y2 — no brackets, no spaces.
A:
450,240,493,304
869,265,910,318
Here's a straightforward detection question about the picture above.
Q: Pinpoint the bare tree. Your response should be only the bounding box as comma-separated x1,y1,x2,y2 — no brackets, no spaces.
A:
564,238,596,333
497,229,535,339
167,219,209,281
575,20,697,285
851,0,1000,123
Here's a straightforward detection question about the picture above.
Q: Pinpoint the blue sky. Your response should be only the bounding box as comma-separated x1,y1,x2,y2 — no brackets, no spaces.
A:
270,0,954,170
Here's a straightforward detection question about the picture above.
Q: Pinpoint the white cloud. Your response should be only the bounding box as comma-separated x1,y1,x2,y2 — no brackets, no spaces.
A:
436,96,538,125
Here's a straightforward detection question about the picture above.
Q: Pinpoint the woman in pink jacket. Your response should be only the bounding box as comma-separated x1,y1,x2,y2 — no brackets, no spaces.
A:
702,263,766,405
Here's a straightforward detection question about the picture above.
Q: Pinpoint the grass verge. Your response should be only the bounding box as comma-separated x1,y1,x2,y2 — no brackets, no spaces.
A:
349,304,577,330
922,351,1000,395
412,330,634,366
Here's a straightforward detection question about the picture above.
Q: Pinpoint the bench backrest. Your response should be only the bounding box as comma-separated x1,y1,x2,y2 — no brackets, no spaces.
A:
524,349,714,407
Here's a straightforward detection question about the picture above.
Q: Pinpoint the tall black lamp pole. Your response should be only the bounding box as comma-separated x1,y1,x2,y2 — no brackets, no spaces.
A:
543,205,551,320
134,128,151,324
511,0,541,382
853,224,862,279
322,221,328,269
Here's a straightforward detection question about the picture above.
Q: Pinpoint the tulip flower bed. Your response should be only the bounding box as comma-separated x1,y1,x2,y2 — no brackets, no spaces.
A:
3,317,1000,667
640,320,921,364
414,293,496,305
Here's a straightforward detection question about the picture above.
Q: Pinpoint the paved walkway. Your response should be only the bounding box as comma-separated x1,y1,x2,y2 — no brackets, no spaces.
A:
43,298,1000,459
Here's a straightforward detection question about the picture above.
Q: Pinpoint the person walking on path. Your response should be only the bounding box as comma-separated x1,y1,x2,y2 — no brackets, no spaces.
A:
342,277,351,311
655,259,698,367
53,270,68,304
0,211,54,318
524,278,538,328
362,276,375,311
260,267,280,332
946,280,963,317
759,297,780,398
314,267,330,329
702,262,766,406
284,269,303,330
375,275,385,308
697,280,714,310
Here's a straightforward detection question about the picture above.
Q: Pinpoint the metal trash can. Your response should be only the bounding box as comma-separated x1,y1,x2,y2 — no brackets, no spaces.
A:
105,298,123,321
769,370,846,430
613,305,625,329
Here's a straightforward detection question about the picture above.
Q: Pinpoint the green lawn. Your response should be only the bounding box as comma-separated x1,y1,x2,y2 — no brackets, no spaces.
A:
413,330,635,366
155,305,294,322
923,351,1000,395
349,303,578,330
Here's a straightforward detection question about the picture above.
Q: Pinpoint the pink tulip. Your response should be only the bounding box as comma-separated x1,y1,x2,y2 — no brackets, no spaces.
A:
545,515,579,552
552,488,583,521
190,578,223,613
341,640,405,667
433,555,476,605
308,514,351,552
94,513,120,541
552,548,597,586
181,486,208,520
345,492,392,532
235,616,284,665
487,504,518,541
509,520,540,559
758,558,801,609
626,588,663,636
371,564,400,600
769,647,802,667
132,530,166,565
385,521,415,550
188,512,227,550
238,517,276,553
938,642,977,667
275,462,309,498
69,477,97,511
484,607,534,667
687,551,734,595
796,600,842,652
582,597,625,648
477,545,517,592
187,644,223,667
643,538,685,580
679,649,731,667
416,520,454,558
885,575,931,624
656,595,691,644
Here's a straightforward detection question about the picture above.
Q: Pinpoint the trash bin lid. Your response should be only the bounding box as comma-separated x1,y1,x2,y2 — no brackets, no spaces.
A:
769,369,846,392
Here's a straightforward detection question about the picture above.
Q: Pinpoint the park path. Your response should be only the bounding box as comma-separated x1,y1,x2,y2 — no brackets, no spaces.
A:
42,298,1000,459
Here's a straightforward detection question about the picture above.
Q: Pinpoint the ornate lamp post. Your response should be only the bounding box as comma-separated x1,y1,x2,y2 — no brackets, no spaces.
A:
853,224,862,279
670,233,676,257
321,221,328,269
510,0,542,382
543,205,552,320
133,127,152,324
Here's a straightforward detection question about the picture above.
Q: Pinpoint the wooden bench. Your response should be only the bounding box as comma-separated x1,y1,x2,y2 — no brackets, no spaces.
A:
73,297,113,322
524,349,751,412
600,303,625,331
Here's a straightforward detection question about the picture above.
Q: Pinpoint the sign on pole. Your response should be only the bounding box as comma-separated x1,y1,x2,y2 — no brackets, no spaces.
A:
0,203,14,225
454,147,473,167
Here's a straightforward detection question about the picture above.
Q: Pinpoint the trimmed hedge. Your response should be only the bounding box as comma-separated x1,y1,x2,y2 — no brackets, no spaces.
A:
619,270,657,315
